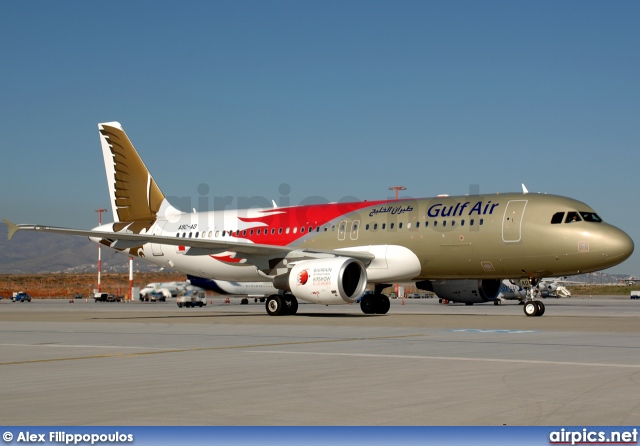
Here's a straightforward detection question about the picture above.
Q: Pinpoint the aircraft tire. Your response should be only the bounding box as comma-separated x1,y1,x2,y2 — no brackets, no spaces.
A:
289,297,298,315
375,294,390,314
283,296,298,315
523,301,538,317
535,300,545,316
266,295,285,316
360,295,376,314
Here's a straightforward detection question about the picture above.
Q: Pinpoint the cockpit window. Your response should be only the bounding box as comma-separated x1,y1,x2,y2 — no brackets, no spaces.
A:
565,212,582,223
551,212,565,224
580,212,603,223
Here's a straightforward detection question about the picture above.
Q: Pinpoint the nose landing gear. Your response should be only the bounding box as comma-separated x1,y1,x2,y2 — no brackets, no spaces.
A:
520,277,545,317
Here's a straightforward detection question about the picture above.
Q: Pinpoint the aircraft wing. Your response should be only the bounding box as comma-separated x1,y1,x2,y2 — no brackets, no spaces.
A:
3,219,375,274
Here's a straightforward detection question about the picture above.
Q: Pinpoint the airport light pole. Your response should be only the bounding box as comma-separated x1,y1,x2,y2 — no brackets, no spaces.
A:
388,186,406,200
129,256,133,301
95,209,108,292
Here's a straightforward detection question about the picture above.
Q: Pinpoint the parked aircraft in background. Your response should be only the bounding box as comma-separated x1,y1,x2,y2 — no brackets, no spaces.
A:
536,278,573,299
4,122,634,317
139,281,205,301
621,277,640,285
187,275,278,305
140,281,188,298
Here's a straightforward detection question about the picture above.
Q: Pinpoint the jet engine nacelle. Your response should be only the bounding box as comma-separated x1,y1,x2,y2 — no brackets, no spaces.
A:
537,282,557,298
274,257,367,305
418,279,502,304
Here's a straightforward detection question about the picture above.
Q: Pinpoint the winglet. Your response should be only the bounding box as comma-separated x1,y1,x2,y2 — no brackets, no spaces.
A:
3,219,20,240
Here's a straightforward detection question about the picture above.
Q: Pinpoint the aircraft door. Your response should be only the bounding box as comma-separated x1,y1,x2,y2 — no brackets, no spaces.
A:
338,220,347,241
151,221,168,256
502,200,527,242
350,220,360,240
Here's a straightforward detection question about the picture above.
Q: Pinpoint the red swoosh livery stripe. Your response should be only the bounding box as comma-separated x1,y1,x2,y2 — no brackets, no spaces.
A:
232,200,391,246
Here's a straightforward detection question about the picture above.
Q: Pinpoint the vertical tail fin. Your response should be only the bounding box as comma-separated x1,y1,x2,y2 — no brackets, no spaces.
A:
98,122,179,225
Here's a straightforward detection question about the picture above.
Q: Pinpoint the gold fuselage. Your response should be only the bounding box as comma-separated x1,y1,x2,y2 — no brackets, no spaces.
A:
276,193,633,280
150,192,633,283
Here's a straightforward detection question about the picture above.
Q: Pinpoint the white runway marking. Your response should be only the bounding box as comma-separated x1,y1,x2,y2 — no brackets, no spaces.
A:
0,343,164,350
245,350,640,369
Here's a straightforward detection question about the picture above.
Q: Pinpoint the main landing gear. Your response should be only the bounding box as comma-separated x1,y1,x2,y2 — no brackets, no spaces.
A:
265,294,298,316
359,294,390,314
264,284,392,316
359,284,391,314
520,278,545,317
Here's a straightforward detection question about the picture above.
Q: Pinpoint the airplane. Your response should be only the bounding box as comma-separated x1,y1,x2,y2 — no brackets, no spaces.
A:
187,274,278,305
621,277,640,285
423,279,525,305
536,278,574,299
3,122,634,317
427,278,573,307
139,281,195,300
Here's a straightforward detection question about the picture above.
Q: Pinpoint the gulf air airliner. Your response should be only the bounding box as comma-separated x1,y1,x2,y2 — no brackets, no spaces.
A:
4,122,634,317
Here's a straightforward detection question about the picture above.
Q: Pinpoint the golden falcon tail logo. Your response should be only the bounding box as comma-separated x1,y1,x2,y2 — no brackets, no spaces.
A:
99,122,165,225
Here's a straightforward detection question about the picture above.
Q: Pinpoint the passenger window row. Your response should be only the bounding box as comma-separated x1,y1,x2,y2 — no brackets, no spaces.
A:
365,218,483,231
177,226,320,239
171,210,603,239
175,218,485,239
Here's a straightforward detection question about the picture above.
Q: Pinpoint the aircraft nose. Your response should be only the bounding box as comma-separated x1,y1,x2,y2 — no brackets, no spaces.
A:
603,227,634,263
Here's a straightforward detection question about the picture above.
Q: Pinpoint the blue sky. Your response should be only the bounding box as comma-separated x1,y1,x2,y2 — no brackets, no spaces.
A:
1,1,639,274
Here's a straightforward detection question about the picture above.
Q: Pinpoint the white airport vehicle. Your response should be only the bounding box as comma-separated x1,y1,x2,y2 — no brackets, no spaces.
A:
177,291,207,308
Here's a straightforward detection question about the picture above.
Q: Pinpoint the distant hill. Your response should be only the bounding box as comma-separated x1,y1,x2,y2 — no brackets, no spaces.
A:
0,229,163,274
561,272,633,286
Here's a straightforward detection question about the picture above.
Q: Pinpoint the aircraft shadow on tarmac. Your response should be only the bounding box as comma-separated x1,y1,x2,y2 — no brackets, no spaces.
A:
91,312,373,321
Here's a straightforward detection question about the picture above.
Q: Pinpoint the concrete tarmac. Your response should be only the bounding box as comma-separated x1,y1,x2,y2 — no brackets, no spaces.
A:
1,296,639,426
